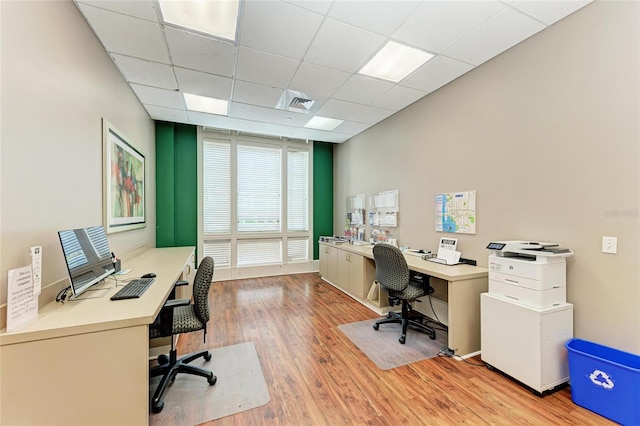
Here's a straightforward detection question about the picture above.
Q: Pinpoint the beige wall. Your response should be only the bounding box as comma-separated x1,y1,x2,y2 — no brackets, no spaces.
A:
334,1,640,352
0,2,155,313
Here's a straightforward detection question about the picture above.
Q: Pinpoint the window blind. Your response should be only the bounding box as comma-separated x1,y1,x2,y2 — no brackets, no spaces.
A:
287,149,309,232
203,140,230,234
237,239,282,266
203,239,231,267
237,144,281,232
287,237,309,262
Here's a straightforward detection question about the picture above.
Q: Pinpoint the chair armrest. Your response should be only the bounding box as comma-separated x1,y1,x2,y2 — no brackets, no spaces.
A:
163,298,190,309
175,280,189,287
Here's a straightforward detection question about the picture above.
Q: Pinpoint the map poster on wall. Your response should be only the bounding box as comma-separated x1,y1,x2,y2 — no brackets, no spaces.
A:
435,191,476,234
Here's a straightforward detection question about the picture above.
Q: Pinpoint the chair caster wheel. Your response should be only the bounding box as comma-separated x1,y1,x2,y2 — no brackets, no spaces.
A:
429,333,436,340
208,374,217,385
204,351,212,361
399,335,406,344
373,323,379,330
157,354,169,365
151,401,164,413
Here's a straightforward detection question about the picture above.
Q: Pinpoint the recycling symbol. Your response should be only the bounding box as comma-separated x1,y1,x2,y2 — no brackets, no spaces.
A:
589,369,614,390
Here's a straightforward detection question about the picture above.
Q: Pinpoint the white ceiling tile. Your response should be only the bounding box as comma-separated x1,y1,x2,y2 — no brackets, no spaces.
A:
187,111,229,127
145,105,189,124
350,106,395,124
263,123,300,139
76,0,593,143
235,47,299,89
333,75,394,105
232,80,283,108
288,62,350,99
77,3,169,63
300,128,351,143
400,55,474,93
509,1,592,25
174,68,232,100
304,18,386,73
269,109,313,127
316,99,365,120
328,1,420,36
445,7,546,66
112,54,177,89
285,0,333,15
131,84,183,109
164,27,236,77
371,85,427,110
334,121,372,135
227,118,267,134
239,1,324,59
393,1,505,54
229,102,274,122
77,0,160,22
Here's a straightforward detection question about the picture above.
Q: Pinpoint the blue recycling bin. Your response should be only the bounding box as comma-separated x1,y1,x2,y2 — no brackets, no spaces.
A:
566,338,640,425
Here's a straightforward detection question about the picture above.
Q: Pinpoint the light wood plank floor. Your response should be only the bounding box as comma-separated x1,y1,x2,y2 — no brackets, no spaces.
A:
176,273,613,425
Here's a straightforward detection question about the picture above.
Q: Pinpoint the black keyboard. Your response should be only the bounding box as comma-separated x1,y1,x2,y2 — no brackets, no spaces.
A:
110,278,155,300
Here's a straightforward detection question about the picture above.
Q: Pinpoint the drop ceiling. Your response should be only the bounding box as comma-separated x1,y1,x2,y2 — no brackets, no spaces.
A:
75,0,591,143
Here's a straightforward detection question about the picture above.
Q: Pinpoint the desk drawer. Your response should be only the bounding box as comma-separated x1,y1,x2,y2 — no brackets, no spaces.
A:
489,279,566,308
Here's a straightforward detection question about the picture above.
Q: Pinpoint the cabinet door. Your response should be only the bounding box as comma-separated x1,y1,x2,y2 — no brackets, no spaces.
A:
337,250,350,291
348,252,365,298
319,244,338,284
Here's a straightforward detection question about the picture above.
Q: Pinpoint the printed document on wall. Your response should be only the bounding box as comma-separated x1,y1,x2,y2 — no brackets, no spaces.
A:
435,191,476,234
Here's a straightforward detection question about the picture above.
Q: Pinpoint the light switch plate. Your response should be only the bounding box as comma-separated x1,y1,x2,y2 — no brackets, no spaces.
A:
602,236,617,254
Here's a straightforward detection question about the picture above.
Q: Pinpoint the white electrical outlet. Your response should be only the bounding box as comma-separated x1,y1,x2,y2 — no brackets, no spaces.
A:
602,236,617,254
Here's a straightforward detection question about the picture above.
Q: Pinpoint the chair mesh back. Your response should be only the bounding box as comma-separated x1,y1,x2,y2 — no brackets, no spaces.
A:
192,256,214,323
373,244,409,292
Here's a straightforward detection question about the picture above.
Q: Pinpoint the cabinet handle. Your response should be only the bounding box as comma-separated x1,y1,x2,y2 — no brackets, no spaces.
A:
504,278,520,284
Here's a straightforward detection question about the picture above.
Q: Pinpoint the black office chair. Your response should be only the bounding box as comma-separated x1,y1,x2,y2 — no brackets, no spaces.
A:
372,244,436,344
149,256,217,413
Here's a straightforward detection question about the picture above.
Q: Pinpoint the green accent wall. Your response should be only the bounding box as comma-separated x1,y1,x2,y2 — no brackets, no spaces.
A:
155,122,197,252
313,142,334,260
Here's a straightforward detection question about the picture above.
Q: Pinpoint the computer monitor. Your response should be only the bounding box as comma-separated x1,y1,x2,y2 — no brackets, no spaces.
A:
58,225,115,298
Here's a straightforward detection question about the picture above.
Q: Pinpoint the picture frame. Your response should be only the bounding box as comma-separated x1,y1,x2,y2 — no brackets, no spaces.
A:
103,118,146,234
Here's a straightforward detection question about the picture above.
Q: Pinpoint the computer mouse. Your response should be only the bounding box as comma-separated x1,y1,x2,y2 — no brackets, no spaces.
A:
141,273,156,278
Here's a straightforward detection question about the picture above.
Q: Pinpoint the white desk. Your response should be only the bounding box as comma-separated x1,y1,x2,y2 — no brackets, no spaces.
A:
319,242,488,357
0,246,195,426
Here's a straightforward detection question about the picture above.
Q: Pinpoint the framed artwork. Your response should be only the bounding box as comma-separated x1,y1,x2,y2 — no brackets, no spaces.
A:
103,119,146,233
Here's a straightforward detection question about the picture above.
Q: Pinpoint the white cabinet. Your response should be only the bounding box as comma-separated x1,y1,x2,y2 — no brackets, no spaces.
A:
319,244,338,284
481,293,573,393
337,251,368,299
318,242,380,310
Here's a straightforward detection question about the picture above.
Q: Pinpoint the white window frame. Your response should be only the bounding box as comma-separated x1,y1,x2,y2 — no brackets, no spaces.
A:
198,129,314,280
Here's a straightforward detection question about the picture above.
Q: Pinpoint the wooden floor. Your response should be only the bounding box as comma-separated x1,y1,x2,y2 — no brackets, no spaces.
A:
176,273,612,426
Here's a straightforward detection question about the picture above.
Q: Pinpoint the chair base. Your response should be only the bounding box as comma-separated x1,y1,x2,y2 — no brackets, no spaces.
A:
373,301,436,344
150,348,217,413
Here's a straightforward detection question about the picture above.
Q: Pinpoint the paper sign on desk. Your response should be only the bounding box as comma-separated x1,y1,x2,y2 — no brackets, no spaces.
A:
7,265,38,332
426,237,461,265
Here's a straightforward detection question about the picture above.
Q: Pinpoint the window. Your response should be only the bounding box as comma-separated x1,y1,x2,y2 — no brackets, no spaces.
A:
237,144,281,232
202,141,230,234
287,149,309,232
201,133,311,273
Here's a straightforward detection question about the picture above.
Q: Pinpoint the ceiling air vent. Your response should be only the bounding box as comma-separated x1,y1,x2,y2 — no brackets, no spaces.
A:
276,89,315,114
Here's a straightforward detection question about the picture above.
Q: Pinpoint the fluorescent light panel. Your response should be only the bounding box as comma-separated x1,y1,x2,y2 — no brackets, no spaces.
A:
359,41,434,83
158,0,239,41
304,116,343,131
184,93,228,116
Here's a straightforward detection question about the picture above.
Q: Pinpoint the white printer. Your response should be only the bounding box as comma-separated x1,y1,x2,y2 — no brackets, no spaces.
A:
486,241,573,308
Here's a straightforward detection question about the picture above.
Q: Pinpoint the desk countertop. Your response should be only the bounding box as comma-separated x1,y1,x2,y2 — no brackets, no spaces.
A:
0,246,195,346
319,241,488,282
